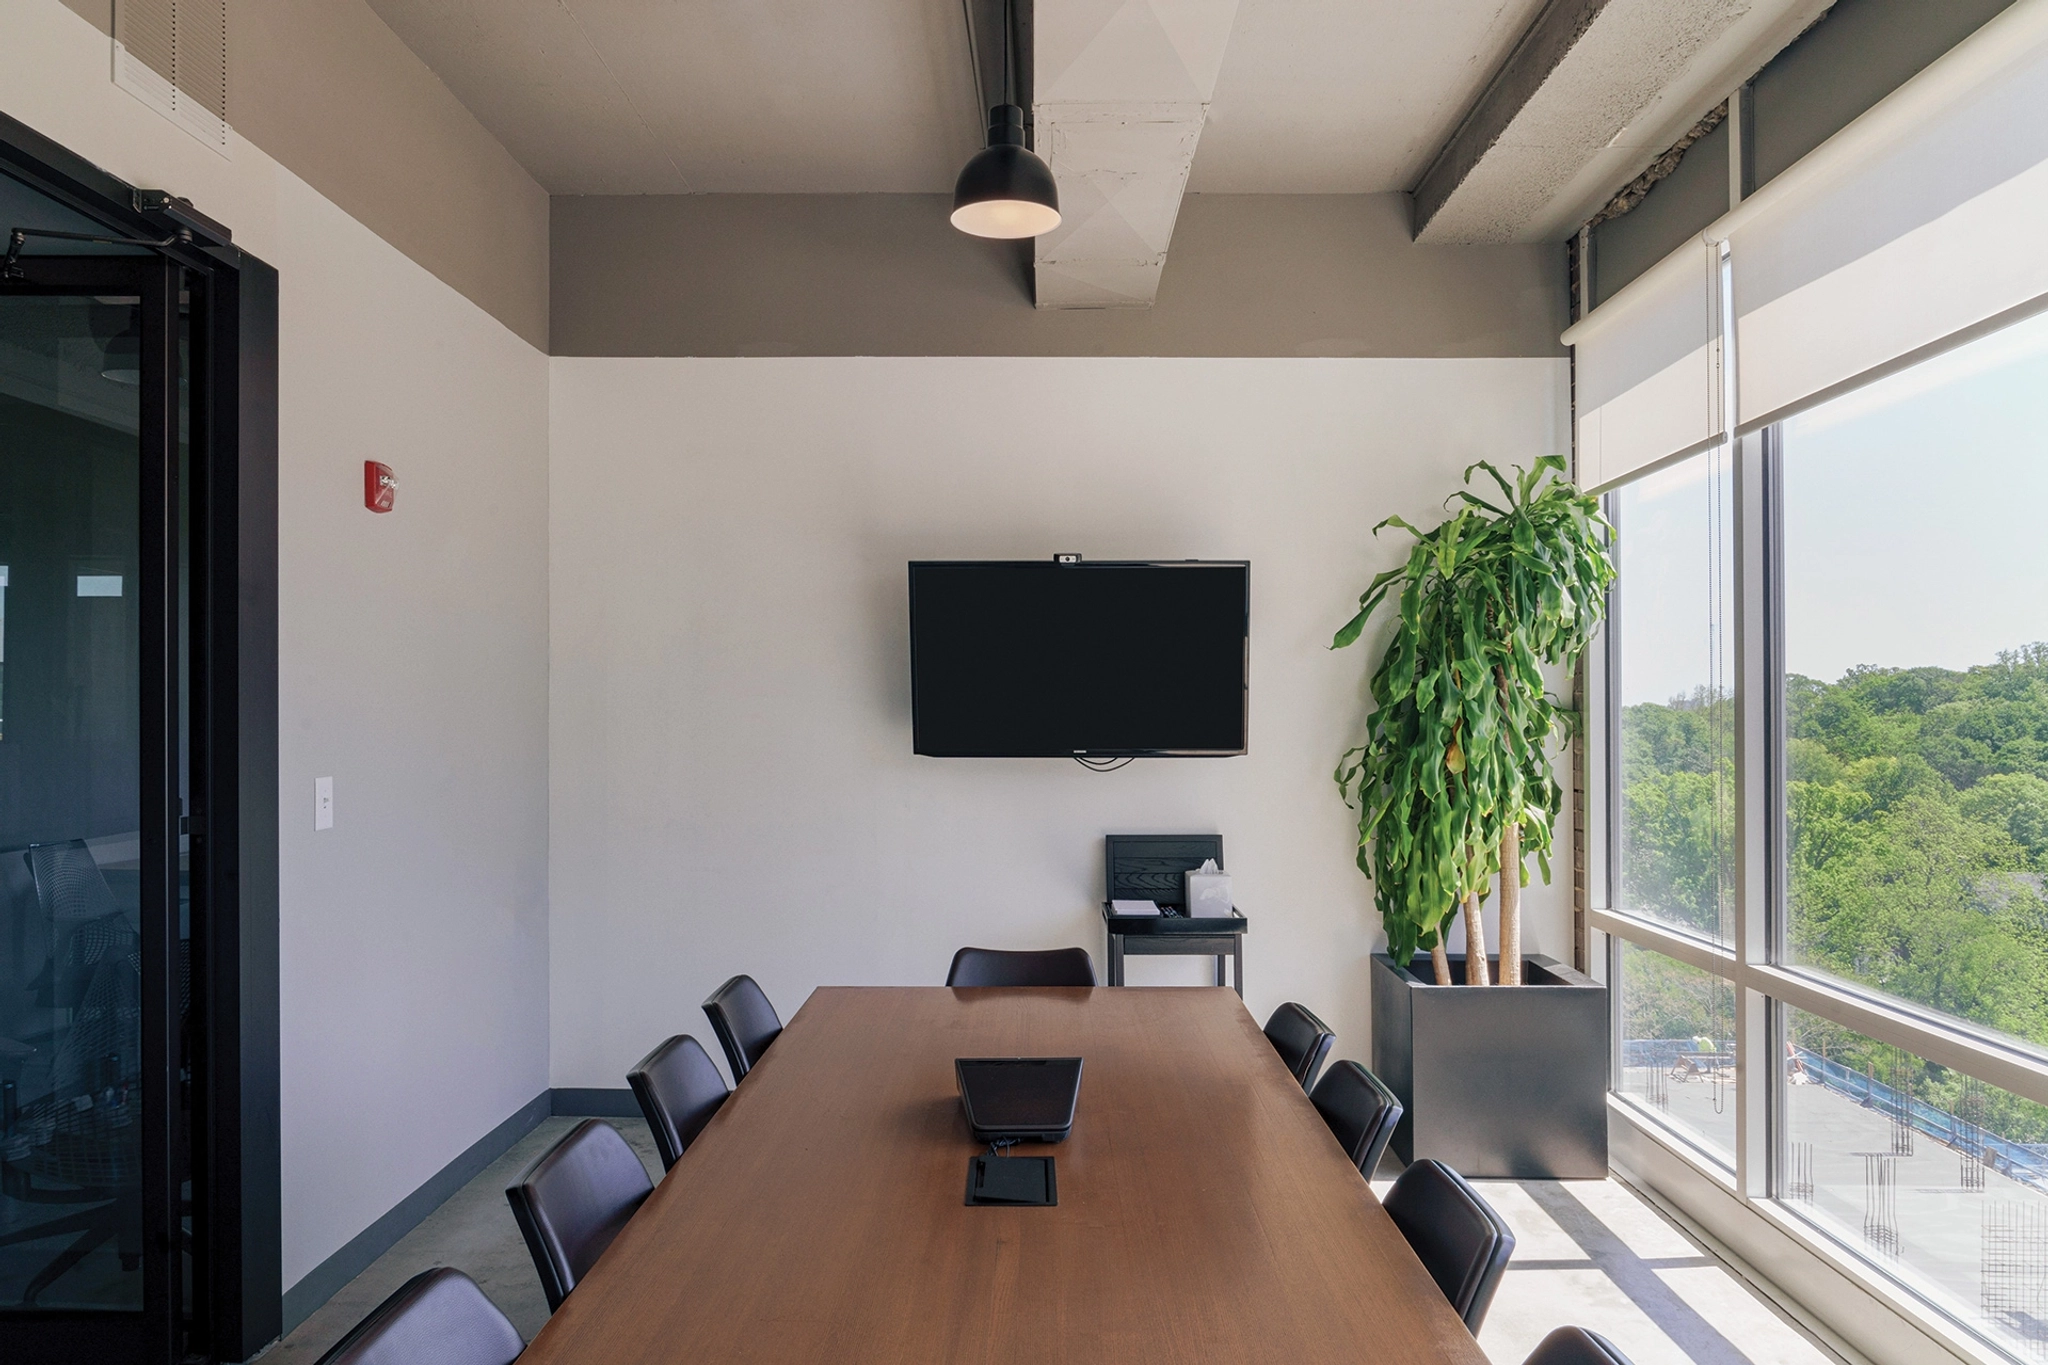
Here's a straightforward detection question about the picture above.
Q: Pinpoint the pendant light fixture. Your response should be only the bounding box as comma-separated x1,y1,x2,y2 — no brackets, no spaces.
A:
93,303,142,385
99,326,141,385
952,0,1060,239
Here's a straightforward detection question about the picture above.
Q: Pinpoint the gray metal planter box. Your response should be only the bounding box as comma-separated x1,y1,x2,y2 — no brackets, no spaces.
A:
1371,952,1609,1179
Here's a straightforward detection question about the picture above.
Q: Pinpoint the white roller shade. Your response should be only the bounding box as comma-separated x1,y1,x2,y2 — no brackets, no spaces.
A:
1563,237,1722,490
1726,0,2048,427
1563,0,2048,487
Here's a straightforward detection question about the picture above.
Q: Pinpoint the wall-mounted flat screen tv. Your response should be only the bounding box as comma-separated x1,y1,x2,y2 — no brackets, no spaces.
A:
909,560,1248,757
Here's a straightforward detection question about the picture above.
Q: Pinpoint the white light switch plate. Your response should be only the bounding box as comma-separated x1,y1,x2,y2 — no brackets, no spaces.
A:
315,776,334,830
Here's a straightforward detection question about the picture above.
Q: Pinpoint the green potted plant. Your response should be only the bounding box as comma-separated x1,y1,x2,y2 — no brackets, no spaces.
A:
1334,456,1617,1177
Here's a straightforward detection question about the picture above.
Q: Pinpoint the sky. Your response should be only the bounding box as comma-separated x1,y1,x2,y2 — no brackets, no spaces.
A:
1615,452,1729,708
1616,306,2048,707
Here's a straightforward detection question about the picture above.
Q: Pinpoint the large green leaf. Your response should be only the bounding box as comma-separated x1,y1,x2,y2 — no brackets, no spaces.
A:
1334,459,1616,963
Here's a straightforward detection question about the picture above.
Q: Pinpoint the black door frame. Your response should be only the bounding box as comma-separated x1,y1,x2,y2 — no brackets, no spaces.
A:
0,113,280,1365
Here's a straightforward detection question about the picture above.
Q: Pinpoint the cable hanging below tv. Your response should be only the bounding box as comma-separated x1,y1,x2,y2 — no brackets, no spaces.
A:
908,556,1249,759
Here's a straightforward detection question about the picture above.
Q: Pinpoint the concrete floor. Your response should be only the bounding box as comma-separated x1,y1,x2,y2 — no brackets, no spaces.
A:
261,1116,666,1362
1440,1176,1839,1365
263,1116,1844,1365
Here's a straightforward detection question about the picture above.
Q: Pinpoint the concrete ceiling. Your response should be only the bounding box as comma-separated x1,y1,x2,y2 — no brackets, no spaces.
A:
364,0,1553,198
1414,0,1834,244
365,0,1834,270
1031,0,1242,308
1188,0,1547,193
361,0,984,194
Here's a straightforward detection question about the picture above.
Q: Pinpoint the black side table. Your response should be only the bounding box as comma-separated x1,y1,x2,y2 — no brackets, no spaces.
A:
1101,904,1248,997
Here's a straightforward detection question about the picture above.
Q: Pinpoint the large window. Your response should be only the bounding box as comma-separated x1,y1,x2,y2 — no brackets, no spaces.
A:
1784,1008,2048,1365
1617,941,1737,1164
1595,302,2048,1365
1614,453,1734,944
1779,308,2048,1053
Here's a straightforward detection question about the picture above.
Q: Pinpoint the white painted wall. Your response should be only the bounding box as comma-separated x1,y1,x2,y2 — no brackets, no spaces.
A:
4,1,552,1290
269,207,548,1292
547,356,1571,1090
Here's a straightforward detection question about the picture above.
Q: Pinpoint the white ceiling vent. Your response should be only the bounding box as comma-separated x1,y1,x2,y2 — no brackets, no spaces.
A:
113,0,230,158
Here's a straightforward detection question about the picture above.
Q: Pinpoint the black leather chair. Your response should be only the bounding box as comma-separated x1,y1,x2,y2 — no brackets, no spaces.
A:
505,1119,653,1312
1264,1002,1336,1089
1524,1327,1636,1365
627,1034,729,1171
1382,1158,1516,1333
313,1266,523,1365
946,946,1097,987
1309,1060,1402,1178
702,974,783,1082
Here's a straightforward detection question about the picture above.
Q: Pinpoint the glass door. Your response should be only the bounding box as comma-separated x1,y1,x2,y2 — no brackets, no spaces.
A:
0,254,186,1363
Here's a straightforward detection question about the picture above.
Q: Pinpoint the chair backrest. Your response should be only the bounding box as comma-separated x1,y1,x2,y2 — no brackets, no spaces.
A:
1524,1327,1635,1365
313,1267,523,1365
505,1119,653,1312
701,974,783,1082
627,1034,729,1171
1309,1060,1402,1178
945,946,1097,988
1382,1158,1516,1333
1264,1002,1336,1089
25,840,118,922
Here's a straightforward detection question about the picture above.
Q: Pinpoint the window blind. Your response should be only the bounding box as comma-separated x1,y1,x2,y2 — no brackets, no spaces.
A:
1564,0,2048,487
1725,0,2048,429
1561,237,1722,491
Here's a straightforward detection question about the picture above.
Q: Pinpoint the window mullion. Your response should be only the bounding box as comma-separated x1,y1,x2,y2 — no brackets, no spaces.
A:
1597,492,1619,918
1728,255,1777,1203
1589,908,1733,976
1741,962,2048,1112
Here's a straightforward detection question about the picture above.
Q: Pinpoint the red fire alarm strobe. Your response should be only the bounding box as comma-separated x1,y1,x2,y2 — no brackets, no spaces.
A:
364,461,396,513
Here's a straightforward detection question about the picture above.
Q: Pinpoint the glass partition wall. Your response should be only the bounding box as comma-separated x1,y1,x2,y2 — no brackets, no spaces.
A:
0,254,186,1361
0,129,279,1364
1594,304,2048,1365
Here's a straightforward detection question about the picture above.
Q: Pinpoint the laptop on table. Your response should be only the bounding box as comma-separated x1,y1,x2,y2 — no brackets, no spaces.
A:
955,1057,1084,1144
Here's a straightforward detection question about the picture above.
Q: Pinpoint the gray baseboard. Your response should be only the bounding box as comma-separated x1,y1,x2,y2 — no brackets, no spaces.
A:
279,1089,551,1336
276,1087,647,1340
552,1086,640,1117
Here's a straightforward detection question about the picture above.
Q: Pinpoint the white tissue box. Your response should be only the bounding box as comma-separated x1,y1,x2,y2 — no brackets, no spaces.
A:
1184,861,1233,918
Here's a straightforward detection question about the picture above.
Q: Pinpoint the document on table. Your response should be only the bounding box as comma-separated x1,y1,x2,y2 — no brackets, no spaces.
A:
1110,900,1163,916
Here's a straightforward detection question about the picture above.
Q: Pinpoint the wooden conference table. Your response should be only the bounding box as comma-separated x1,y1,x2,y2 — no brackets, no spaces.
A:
520,987,1491,1364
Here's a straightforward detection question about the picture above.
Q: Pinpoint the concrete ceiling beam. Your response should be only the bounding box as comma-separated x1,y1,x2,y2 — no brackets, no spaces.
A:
1412,0,1833,244
1031,0,1241,308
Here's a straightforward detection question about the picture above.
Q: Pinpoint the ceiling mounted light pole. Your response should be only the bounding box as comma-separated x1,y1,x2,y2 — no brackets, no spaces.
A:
952,0,1060,239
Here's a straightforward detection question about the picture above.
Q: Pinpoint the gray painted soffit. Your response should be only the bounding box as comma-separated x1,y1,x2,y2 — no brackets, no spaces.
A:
1412,0,1832,244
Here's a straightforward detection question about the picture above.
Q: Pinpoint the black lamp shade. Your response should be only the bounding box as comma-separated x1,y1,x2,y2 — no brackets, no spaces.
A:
952,105,1060,239
100,327,142,385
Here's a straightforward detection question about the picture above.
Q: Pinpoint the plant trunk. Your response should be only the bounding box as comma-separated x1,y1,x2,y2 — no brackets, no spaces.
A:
1490,661,1522,987
1462,891,1491,986
1499,821,1522,986
1430,939,1452,985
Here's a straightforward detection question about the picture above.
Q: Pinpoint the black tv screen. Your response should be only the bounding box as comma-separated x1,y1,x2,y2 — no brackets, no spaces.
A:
909,560,1248,757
